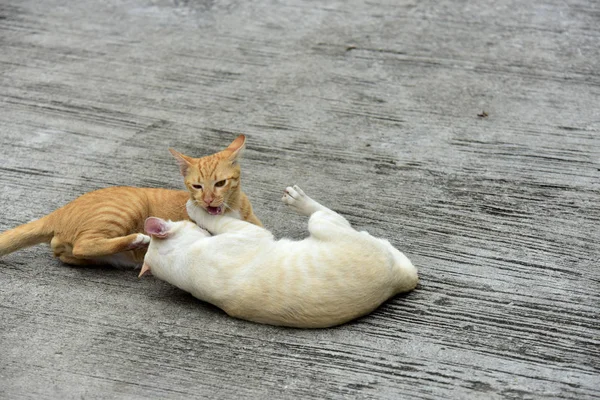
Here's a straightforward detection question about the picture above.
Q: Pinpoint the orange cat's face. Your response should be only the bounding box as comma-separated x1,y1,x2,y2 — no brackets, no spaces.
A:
170,135,245,215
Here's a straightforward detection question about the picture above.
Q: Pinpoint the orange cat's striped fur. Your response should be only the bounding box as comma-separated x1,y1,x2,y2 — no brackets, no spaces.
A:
0,135,260,266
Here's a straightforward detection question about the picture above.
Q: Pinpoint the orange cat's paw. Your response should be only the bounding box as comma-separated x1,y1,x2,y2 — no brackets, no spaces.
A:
128,234,151,250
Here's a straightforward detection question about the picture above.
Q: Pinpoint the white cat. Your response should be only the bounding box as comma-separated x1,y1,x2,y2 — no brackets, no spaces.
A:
140,185,418,328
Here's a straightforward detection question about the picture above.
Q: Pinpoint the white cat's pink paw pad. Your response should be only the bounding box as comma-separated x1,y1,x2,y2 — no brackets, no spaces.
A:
282,185,318,216
282,186,301,204
129,234,151,249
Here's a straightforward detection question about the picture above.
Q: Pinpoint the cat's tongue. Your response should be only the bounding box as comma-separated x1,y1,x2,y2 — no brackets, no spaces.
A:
206,205,224,215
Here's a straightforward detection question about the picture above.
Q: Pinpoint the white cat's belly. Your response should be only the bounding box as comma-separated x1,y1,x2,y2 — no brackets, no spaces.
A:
209,237,418,328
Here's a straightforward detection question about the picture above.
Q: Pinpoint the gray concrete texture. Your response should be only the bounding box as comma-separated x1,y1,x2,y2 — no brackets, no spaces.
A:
1,0,599,398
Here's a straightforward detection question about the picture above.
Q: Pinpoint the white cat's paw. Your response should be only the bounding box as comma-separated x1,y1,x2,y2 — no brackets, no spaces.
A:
282,185,302,204
282,185,316,216
129,234,150,249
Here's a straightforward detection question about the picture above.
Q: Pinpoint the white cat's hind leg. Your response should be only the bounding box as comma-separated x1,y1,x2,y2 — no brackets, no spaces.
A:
282,185,352,231
282,185,329,216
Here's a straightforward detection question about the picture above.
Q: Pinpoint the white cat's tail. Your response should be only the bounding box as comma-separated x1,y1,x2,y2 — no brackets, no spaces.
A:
391,248,419,293
0,215,54,257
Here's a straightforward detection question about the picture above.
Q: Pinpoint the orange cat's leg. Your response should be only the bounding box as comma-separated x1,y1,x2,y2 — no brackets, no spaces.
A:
51,236,93,266
72,233,150,258
50,236,67,258
59,254,91,266
243,212,263,227
238,193,263,227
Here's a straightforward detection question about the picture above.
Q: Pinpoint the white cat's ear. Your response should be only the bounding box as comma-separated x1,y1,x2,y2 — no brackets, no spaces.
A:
145,217,170,239
225,134,246,162
138,262,152,278
169,148,193,176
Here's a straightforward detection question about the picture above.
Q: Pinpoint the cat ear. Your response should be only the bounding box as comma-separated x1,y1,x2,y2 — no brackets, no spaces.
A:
225,134,246,162
138,262,152,278
169,148,193,176
145,217,170,239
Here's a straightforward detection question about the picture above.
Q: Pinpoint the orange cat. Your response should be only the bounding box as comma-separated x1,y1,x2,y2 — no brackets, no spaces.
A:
0,135,261,267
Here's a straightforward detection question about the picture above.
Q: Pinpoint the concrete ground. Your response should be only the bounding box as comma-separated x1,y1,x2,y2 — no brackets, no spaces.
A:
0,0,598,398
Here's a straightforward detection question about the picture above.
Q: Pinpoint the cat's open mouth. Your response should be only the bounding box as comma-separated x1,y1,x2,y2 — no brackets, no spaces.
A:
205,205,224,215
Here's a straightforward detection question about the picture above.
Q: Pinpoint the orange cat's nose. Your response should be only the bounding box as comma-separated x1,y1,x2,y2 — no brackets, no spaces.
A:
203,197,214,206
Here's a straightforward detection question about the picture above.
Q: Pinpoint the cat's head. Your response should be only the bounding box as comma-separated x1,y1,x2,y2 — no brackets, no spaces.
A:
139,216,210,278
169,135,246,216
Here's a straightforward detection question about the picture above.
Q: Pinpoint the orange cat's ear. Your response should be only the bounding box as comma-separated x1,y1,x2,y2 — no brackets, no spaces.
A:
224,134,246,161
169,148,193,176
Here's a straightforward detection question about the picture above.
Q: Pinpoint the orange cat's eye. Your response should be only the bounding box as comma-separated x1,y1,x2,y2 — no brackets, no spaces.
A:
215,180,227,188
192,184,203,190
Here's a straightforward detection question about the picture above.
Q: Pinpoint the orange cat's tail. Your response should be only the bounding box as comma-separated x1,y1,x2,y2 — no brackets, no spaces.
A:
0,216,54,257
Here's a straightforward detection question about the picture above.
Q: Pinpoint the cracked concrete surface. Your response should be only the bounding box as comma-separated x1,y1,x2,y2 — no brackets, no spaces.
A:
1,0,599,398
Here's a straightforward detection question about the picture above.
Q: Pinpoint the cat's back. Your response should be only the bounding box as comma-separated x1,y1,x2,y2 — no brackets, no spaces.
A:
59,186,187,214
54,186,189,235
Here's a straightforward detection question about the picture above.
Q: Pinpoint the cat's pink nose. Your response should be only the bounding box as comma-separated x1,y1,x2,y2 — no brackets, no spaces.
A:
204,198,214,206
